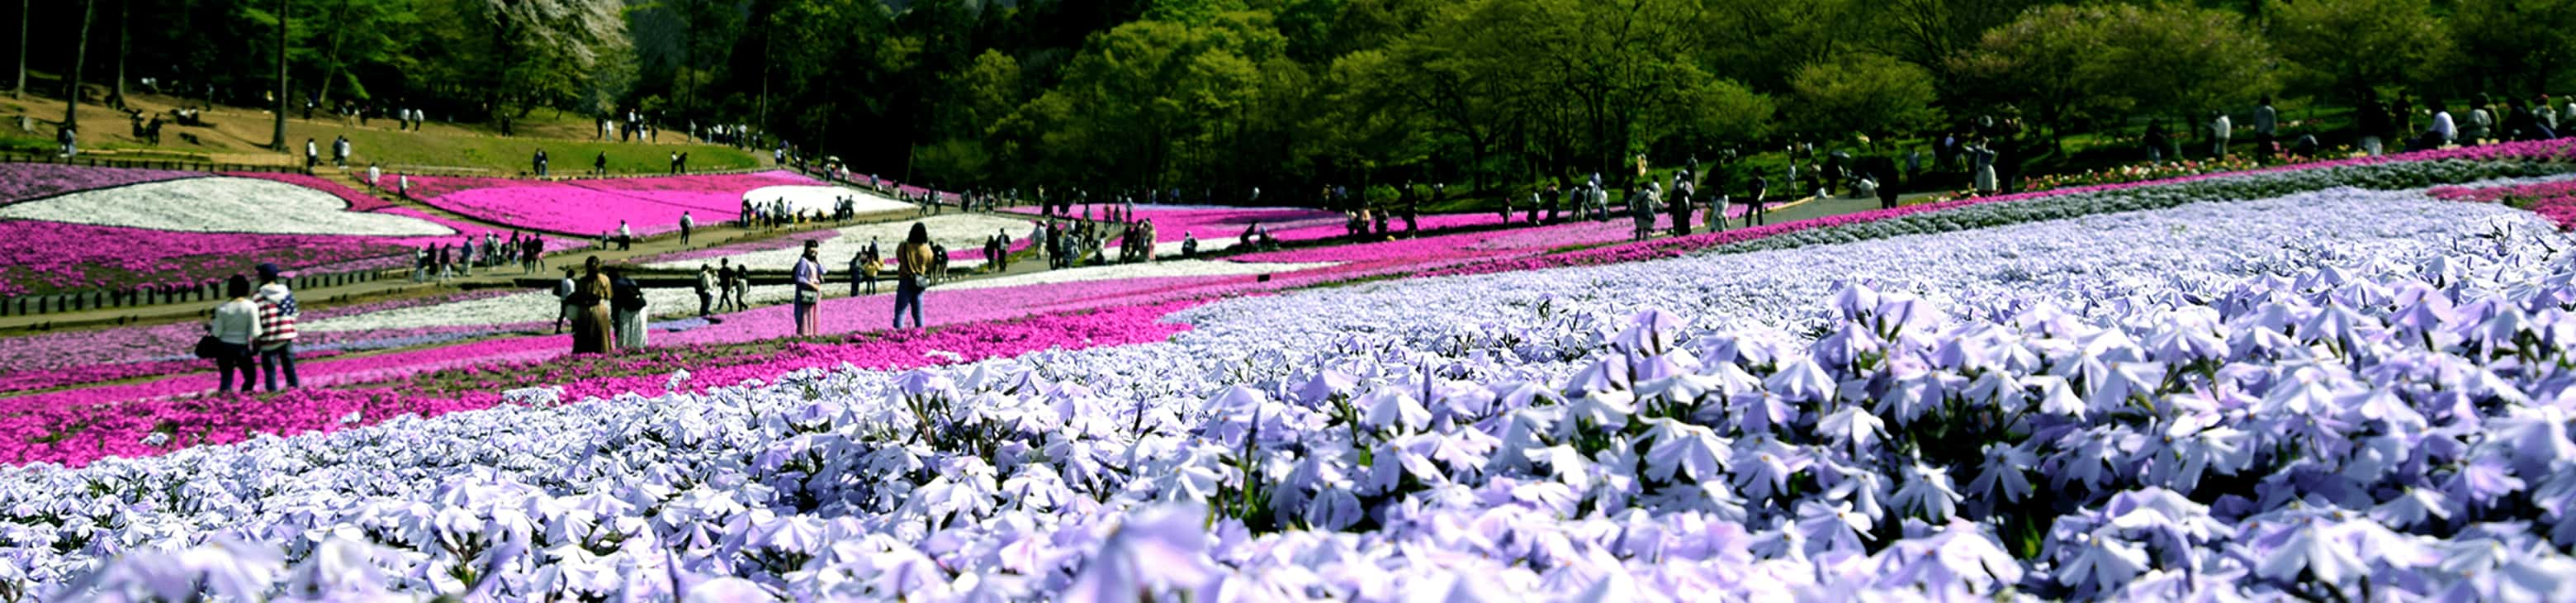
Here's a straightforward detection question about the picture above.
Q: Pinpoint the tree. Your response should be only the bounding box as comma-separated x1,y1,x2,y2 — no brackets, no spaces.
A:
1789,53,1939,140
2446,0,2576,95
2088,3,2276,123
12,0,25,99
270,0,286,150
66,0,94,129
1869,0,2048,84
1026,12,1284,188
110,0,125,109
1954,3,2277,149
2265,0,2450,99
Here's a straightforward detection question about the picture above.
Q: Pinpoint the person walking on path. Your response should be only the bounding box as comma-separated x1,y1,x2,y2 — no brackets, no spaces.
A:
207,274,262,394
571,257,615,354
994,229,1013,271
555,267,578,335
305,138,320,170
1746,175,1769,228
1706,172,1731,233
894,224,933,330
1668,176,1693,237
594,151,610,176
458,236,476,278
610,267,647,349
695,264,716,318
731,261,752,311
792,240,826,336
618,221,633,251
253,264,301,392
680,212,694,247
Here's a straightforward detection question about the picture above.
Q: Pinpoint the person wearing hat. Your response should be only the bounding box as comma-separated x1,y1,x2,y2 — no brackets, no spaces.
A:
253,264,301,392
206,274,263,394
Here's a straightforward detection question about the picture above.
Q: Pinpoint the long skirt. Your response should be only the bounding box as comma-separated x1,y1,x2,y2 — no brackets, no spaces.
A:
571,304,615,354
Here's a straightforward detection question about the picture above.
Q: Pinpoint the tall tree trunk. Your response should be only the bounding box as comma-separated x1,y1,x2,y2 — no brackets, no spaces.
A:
315,0,351,104
12,0,26,99
268,0,286,151
110,0,125,109
64,0,94,128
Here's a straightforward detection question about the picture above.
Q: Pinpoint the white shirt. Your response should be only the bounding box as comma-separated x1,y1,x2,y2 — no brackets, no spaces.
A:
618,224,632,238
210,298,263,345
367,166,381,184
681,214,694,229
2432,112,2457,140
2254,105,2275,135
2211,116,2232,139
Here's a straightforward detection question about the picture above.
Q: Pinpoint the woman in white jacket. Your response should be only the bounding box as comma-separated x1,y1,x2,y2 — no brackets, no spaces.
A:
208,274,262,394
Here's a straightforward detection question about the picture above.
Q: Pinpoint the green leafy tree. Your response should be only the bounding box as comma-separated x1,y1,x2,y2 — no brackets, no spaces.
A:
2447,0,2576,94
2265,0,2451,98
1026,11,1284,188
2089,2,2276,123
1789,53,1939,140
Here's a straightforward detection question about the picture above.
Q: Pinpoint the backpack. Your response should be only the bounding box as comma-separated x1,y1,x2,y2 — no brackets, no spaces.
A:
613,279,646,311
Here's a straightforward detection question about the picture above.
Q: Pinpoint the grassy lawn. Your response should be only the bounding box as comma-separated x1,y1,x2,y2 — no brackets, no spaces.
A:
293,123,763,176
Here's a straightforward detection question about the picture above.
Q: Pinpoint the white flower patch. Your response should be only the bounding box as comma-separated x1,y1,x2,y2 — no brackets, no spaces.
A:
300,285,797,332
647,213,1038,272
0,177,456,236
932,259,1342,291
744,185,912,216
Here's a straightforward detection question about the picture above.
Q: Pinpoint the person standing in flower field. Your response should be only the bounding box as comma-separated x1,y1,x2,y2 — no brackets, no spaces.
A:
367,163,381,189
894,224,933,330
253,264,300,392
792,240,826,336
554,267,578,335
2209,112,2232,159
571,257,615,354
850,249,871,297
695,264,716,318
2254,97,2278,162
618,221,633,251
680,211,695,247
206,274,263,394
609,266,647,349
